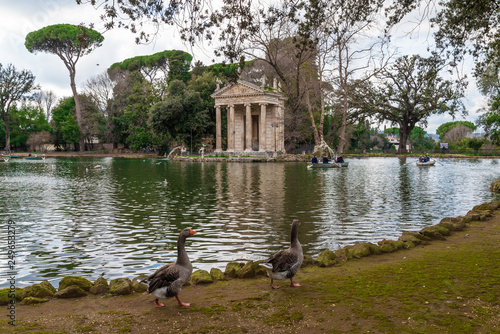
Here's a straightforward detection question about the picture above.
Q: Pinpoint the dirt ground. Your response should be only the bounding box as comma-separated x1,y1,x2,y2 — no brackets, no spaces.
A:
2,208,500,333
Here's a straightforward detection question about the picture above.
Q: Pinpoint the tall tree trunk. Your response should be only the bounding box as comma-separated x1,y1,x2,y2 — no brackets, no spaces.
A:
337,89,349,155
398,127,408,153
69,71,85,152
3,120,10,150
317,51,326,150
305,90,321,148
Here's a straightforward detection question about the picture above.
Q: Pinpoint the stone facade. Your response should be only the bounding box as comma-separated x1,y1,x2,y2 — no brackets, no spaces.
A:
211,80,286,154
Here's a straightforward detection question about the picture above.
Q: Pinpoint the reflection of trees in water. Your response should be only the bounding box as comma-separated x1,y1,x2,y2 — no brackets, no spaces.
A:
2,157,498,288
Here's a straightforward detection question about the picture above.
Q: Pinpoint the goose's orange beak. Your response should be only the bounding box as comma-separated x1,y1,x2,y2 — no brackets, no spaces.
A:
190,229,197,235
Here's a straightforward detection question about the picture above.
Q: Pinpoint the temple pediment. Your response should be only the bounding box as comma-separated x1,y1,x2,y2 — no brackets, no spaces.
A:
212,80,265,98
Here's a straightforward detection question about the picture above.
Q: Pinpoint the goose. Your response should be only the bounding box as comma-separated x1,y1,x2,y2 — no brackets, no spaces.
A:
141,228,196,307
162,179,168,186
259,220,303,289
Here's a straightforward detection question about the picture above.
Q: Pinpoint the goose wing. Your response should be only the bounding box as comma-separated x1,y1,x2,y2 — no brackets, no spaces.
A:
266,249,298,273
146,263,180,293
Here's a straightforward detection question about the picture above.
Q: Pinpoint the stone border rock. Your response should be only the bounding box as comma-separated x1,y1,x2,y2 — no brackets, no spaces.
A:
2,200,498,305
491,179,500,193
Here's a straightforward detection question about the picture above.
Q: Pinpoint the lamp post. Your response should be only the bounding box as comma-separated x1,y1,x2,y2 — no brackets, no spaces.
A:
271,123,278,152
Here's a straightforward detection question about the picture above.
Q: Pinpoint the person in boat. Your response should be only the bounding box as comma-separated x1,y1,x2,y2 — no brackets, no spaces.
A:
425,153,431,162
336,156,344,163
322,155,329,164
311,155,318,164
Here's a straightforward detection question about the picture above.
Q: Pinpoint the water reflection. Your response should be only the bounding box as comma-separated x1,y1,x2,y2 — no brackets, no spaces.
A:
0,157,498,288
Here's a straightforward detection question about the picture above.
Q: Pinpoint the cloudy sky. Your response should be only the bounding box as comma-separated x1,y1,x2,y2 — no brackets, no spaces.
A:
0,1,215,94
0,0,488,134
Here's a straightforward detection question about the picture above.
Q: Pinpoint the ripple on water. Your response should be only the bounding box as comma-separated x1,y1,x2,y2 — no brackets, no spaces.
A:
0,157,498,288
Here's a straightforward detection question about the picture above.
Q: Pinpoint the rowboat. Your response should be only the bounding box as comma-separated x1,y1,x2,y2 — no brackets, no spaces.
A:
25,155,45,160
416,159,436,166
308,162,349,168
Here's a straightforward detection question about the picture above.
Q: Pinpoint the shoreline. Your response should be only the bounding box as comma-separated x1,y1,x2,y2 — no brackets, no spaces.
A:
1,199,499,333
3,150,499,161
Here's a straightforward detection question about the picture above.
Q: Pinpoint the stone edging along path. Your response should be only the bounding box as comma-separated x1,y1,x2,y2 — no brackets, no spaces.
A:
1,199,499,306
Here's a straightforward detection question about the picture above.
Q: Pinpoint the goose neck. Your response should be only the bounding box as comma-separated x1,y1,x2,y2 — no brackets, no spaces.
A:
176,236,190,265
290,224,300,247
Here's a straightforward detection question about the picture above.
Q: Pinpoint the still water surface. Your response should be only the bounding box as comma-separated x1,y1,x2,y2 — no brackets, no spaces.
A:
0,157,498,288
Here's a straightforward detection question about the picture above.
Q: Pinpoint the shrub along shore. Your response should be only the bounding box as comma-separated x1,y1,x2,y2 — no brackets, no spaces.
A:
1,191,499,333
5,150,500,161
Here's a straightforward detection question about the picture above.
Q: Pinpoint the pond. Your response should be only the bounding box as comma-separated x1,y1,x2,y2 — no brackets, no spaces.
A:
0,157,498,288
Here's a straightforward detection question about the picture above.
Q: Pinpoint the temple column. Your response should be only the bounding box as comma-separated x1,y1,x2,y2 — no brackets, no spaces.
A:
228,104,235,151
259,103,267,152
245,103,252,151
226,107,231,151
215,105,222,152
278,104,285,152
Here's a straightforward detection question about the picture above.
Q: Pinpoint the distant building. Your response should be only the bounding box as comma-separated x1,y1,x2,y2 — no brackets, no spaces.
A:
424,134,440,143
386,135,399,145
385,135,410,151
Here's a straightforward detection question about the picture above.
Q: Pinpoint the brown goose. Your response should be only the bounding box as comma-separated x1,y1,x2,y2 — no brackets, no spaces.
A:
259,220,303,289
141,228,196,307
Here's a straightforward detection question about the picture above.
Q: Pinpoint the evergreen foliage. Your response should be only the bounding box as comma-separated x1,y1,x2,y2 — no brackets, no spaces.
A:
149,79,211,150
51,97,80,150
436,121,476,140
108,50,192,84
25,24,104,55
0,104,50,151
0,63,38,148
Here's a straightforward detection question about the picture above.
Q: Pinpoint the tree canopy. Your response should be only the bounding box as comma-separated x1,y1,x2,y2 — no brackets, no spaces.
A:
355,55,465,153
386,0,499,66
7,104,51,150
477,102,500,145
25,24,104,151
25,24,104,57
476,56,500,145
51,97,80,150
0,63,38,148
149,79,211,149
11,1,489,153
108,50,192,84
436,121,476,140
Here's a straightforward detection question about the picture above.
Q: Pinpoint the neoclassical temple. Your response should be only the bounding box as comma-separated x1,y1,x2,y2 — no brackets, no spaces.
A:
211,80,286,154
